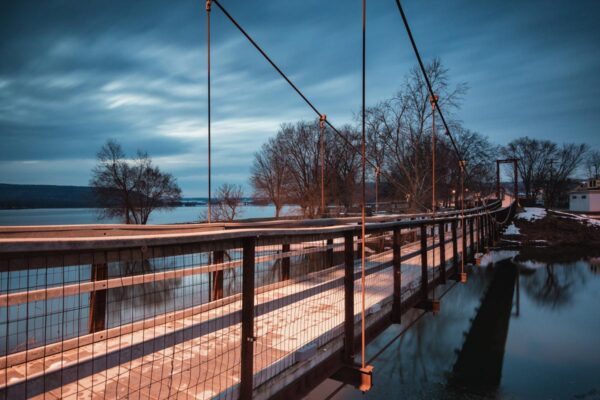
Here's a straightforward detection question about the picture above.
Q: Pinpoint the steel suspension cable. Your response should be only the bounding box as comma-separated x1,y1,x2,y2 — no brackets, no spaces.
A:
211,0,380,174
206,0,212,223
394,0,506,229
210,0,427,212
360,0,367,370
393,0,463,163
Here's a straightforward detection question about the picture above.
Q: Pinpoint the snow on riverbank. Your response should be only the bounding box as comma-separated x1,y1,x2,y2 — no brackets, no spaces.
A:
517,207,546,221
504,223,520,235
551,210,600,227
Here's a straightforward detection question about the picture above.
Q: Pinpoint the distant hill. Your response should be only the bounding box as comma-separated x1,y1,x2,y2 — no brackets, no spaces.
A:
0,184,260,209
0,183,98,209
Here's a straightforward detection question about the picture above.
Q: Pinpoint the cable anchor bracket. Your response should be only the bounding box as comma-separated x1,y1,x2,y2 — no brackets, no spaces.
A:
319,114,327,129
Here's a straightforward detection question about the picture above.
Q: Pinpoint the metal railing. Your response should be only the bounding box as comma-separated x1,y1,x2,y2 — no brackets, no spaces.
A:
0,200,514,400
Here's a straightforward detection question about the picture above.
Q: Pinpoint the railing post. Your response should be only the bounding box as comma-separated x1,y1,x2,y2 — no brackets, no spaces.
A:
89,262,107,333
281,243,290,281
488,214,495,247
344,232,355,363
477,215,483,253
438,222,446,284
212,250,224,301
420,224,428,300
451,220,458,273
462,218,467,266
469,217,474,259
240,237,256,400
391,227,402,323
326,238,334,268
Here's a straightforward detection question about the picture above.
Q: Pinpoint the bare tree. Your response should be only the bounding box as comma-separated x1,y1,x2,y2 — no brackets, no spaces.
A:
585,149,600,179
543,143,588,208
208,183,244,222
250,137,289,217
277,121,321,217
327,125,361,210
502,138,587,206
501,137,557,202
91,139,181,224
378,59,467,210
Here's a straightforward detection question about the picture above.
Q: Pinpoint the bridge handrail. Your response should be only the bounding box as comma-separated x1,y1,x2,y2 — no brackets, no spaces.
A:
0,200,502,255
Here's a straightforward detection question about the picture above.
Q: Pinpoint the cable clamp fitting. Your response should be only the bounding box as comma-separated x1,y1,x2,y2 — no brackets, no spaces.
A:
429,94,439,109
319,114,327,129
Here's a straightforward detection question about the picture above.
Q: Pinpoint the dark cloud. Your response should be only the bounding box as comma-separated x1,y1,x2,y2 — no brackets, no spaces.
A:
1,0,599,195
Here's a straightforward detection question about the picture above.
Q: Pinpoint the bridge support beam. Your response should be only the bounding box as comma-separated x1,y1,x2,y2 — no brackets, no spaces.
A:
391,227,402,323
451,220,458,273
420,225,428,299
416,225,440,313
88,262,107,333
488,215,494,247
468,217,474,260
438,222,446,284
240,237,256,400
478,215,483,253
462,218,467,265
211,250,224,301
326,238,334,268
281,243,290,281
343,232,355,363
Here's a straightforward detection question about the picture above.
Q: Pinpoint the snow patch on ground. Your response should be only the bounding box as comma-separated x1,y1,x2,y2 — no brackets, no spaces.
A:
504,223,520,235
479,250,519,266
551,210,600,227
518,260,547,270
517,207,546,221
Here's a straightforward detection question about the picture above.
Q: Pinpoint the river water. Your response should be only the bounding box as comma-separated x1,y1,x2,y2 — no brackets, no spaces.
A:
0,205,294,225
308,251,600,400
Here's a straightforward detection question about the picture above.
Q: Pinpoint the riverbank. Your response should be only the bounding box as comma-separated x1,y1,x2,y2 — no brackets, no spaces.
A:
501,207,600,262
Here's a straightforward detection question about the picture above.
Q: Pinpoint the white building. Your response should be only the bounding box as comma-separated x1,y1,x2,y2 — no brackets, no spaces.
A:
569,179,600,212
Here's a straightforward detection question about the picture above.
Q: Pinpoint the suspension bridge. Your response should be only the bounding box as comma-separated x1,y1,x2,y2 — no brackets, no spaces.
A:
0,0,522,398
0,200,517,399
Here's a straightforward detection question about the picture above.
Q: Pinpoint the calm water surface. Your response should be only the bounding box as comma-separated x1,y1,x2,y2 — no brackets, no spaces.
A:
0,205,295,225
308,251,600,400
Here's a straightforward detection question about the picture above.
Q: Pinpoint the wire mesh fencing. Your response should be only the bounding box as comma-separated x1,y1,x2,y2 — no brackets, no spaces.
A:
0,201,511,400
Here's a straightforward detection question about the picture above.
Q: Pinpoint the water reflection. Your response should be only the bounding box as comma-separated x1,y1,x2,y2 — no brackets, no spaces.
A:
313,250,600,400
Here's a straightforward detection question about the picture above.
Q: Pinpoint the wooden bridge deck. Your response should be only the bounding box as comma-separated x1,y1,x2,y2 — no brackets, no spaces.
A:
4,231,469,400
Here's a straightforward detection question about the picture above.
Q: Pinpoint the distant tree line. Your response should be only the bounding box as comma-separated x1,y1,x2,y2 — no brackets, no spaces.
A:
501,137,589,208
250,58,592,216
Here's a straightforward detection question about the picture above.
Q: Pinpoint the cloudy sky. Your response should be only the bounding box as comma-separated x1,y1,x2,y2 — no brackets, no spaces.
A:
1,0,599,196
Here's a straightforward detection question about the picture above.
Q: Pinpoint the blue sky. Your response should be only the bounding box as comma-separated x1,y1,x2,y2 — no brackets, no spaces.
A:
1,0,599,196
